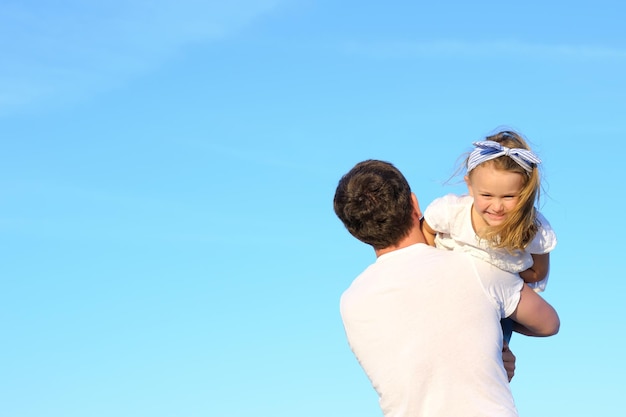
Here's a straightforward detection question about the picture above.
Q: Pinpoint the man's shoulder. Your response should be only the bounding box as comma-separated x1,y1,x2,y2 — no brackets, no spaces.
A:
470,257,524,313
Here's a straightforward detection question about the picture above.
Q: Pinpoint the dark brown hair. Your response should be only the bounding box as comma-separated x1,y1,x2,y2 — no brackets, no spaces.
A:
334,160,414,250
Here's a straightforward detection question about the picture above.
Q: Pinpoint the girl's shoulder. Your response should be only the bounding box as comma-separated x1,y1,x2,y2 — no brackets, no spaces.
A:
424,194,473,232
428,193,472,208
529,210,557,253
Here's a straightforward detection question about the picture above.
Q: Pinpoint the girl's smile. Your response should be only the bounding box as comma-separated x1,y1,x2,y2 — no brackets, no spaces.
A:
465,164,524,233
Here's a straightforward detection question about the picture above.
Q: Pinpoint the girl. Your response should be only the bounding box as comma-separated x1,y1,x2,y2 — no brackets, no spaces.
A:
421,130,557,341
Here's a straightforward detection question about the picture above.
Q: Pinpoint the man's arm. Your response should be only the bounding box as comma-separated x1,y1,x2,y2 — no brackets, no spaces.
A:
508,283,560,336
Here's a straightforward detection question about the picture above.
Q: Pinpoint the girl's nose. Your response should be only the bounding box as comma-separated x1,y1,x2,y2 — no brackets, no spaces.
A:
492,200,504,212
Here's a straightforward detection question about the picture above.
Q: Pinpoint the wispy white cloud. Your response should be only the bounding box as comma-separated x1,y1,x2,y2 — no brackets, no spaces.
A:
0,0,282,115
341,39,626,60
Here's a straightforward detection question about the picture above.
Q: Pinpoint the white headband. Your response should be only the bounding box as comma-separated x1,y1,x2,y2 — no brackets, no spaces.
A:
467,140,541,173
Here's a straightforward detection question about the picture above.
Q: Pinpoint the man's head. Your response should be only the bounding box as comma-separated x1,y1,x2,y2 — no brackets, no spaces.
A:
333,160,415,250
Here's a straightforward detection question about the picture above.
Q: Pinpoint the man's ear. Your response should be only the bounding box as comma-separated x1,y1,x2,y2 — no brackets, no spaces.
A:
411,193,422,219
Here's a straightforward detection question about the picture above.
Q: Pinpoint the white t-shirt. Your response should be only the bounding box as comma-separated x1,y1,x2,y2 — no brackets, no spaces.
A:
424,194,557,292
340,243,523,417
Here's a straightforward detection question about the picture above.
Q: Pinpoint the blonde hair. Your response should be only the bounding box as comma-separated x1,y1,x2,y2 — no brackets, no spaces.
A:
466,130,541,251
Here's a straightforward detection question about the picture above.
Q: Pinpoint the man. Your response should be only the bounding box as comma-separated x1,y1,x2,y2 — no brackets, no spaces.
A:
334,160,559,417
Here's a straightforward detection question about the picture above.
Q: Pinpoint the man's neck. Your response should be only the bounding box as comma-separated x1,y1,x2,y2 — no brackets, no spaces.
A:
374,227,426,257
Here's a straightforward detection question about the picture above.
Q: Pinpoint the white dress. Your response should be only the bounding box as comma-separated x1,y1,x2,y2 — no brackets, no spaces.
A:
424,194,557,292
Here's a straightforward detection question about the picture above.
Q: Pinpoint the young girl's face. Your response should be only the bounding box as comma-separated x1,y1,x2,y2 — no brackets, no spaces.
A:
465,164,525,230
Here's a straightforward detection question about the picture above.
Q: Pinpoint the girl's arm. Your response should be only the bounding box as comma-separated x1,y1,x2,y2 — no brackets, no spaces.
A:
420,219,438,247
518,252,550,283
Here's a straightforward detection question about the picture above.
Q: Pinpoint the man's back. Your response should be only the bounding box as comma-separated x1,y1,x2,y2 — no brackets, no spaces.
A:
340,243,522,417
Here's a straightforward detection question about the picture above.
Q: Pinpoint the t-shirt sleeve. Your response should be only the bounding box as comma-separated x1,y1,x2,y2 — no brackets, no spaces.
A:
423,194,463,234
472,257,524,318
527,212,557,254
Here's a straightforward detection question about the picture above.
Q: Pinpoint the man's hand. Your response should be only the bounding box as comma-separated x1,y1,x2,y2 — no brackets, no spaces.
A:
502,342,516,382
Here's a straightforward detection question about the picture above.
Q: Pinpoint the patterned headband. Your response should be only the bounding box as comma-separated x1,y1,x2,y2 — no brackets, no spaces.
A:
467,140,541,173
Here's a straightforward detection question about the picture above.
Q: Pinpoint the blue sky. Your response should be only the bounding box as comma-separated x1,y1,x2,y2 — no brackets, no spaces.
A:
2,1,625,416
